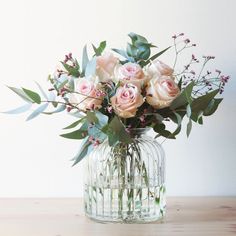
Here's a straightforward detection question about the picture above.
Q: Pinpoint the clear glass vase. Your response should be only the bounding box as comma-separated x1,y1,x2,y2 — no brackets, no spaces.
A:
84,128,166,223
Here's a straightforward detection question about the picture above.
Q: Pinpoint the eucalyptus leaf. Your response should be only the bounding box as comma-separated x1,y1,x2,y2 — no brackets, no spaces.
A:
61,62,80,77
93,41,106,56
112,49,135,62
22,88,41,104
63,118,85,129
82,45,89,73
26,103,48,121
85,57,97,77
191,89,219,113
203,98,223,116
35,81,48,99
95,111,109,127
126,43,138,57
143,46,171,66
170,81,194,110
128,32,148,44
186,104,192,118
7,86,33,103
87,111,99,124
104,116,132,146
72,137,93,166
186,119,192,137
137,45,150,60
154,123,175,139
3,103,32,114
198,116,203,125
43,104,66,115
60,128,88,139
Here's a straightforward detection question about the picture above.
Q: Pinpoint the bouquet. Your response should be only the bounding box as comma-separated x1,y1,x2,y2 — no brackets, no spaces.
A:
6,32,229,166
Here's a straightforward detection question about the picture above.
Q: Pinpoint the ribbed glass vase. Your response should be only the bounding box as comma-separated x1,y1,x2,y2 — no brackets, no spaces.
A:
84,128,166,223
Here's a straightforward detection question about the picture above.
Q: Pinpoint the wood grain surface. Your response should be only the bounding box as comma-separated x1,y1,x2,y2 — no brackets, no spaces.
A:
0,197,235,236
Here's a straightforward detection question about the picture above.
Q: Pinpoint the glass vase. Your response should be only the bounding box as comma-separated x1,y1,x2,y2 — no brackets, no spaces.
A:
84,128,166,223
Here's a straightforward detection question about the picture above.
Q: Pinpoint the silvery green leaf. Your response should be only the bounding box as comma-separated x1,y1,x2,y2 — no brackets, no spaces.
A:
68,111,85,118
82,45,89,73
85,57,97,77
112,49,135,62
43,104,66,115
203,98,223,116
142,46,171,66
191,89,219,113
48,91,56,101
71,137,93,166
63,118,85,129
3,103,32,114
57,75,69,90
60,129,88,140
35,81,48,99
186,119,192,137
186,104,192,118
87,111,99,124
95,111,108,127
26,103,48,121
8,86,33,103
67,77,75,91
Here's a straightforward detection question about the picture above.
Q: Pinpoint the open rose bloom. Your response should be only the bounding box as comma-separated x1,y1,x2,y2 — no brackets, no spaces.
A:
7,32,229,157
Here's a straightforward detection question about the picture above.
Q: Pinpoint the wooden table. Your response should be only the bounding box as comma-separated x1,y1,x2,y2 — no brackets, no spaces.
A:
0,197,235,236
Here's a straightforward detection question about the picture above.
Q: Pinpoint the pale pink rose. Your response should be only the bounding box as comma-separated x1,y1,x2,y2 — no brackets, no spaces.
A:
110,83,144,118
96,53,118,82
68,78,103,111
114,62,148,87
146,60,174,78
146,76,180,109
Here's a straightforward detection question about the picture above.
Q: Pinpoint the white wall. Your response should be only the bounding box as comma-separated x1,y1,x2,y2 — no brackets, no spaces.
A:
0,0,235,197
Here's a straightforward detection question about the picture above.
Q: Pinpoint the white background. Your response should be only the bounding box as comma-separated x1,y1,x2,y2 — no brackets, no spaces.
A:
0,0,235,197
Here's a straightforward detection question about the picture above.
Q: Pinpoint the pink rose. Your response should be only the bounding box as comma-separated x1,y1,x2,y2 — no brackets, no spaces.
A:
114,62,148,87
146,76,180,109
110,83,144,118
69,78,103,111
96,53,118,82
146,60,174,78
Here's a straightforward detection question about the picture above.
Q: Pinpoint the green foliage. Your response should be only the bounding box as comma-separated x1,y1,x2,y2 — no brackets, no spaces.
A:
71,137,92,166
92,41,106,56
170,82,194,110
61,62,80,77
191,89,219,113
22,88,41,104
141,46,171,67
154,123,175,139
60,120,88,139
60,129,88,139
112,48,134,62
7,86,33,103
87,111,99,124
203,98,223,116
103,116,132,146
63,118,85,129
